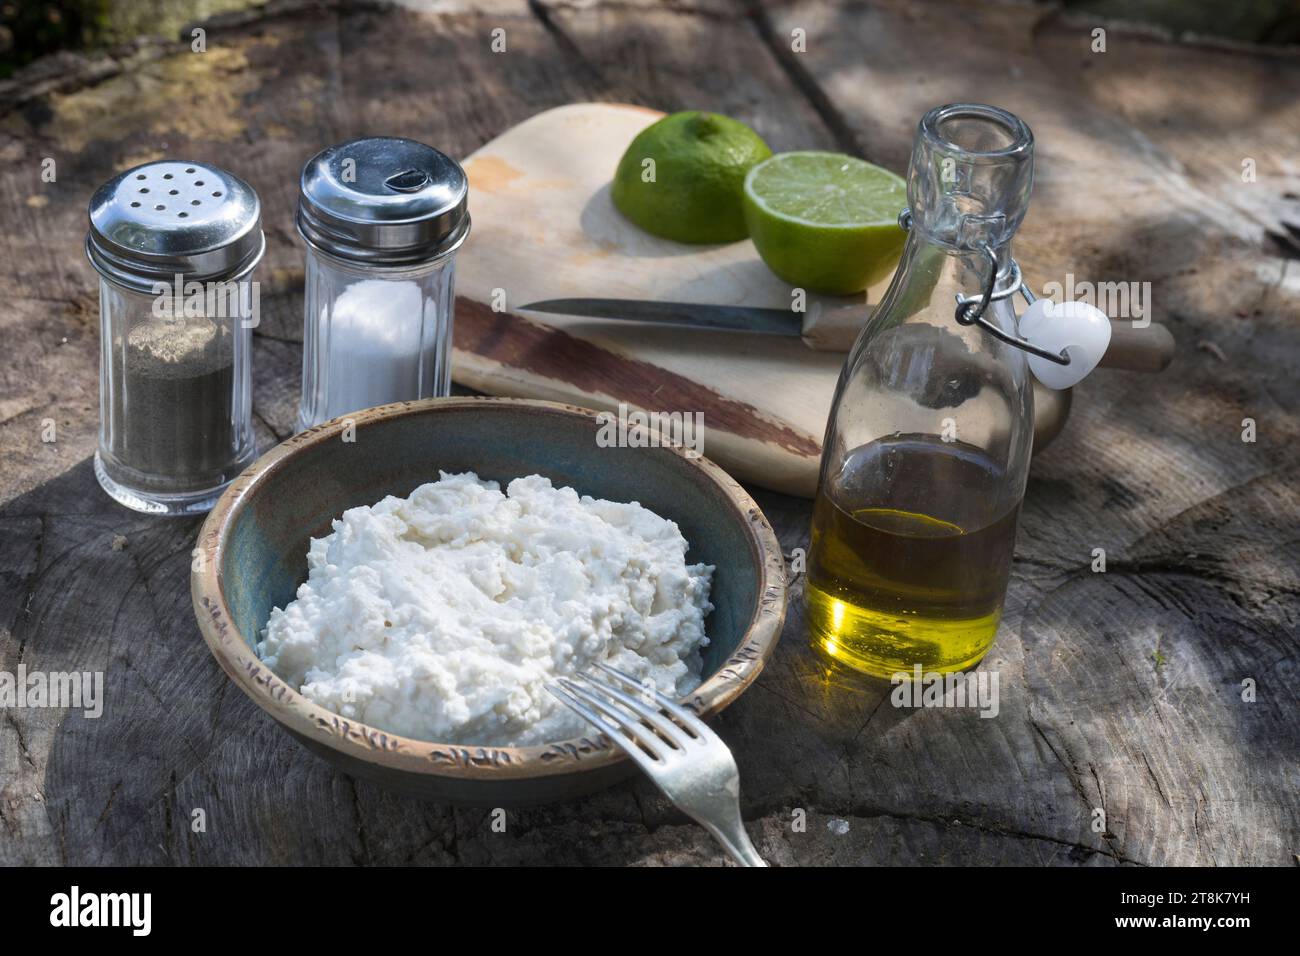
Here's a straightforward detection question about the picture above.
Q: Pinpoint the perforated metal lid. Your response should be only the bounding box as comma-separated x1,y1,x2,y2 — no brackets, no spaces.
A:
296,136,470,266
85,160,265,294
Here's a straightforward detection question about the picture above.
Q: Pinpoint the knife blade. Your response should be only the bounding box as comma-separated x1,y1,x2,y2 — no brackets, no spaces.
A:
519,297,805,337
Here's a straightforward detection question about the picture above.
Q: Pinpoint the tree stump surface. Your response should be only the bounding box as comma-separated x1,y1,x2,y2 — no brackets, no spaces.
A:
0,0,1296,865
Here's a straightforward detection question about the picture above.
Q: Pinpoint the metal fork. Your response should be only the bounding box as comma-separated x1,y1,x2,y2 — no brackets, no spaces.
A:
548,662,767,867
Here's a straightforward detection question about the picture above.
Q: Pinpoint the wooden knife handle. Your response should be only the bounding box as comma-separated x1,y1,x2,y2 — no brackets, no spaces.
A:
805,309,1175,374
1099,321,1175,372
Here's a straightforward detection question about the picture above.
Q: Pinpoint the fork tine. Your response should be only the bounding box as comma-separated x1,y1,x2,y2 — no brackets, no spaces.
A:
546,684,659,772
594,661,712,739
554,678,666,761
577,671,692,751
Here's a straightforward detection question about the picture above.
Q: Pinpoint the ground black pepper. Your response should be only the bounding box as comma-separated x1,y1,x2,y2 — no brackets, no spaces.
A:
107,317,235,492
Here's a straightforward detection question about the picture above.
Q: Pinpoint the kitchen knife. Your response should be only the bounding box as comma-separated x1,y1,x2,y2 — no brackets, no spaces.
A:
519,297,1174,372
521,297,803,337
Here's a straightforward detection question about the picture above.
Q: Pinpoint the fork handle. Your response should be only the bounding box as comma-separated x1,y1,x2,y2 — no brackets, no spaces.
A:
703,820,768,867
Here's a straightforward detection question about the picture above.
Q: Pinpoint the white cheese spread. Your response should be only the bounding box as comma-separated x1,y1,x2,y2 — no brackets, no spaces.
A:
257,472,714,746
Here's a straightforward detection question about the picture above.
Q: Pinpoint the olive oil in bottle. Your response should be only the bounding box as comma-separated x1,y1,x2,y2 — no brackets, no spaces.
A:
808,103,1044,680
805,435,1020,678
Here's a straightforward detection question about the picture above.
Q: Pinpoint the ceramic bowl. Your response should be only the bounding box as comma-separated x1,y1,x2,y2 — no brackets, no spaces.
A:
191,397,786,806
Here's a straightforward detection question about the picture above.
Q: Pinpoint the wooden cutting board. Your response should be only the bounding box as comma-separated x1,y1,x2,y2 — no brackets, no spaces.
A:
450,102,1070,498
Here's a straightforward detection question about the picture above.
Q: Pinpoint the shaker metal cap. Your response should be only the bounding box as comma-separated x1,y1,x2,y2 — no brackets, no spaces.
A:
296,136,470,266
86,160,265,295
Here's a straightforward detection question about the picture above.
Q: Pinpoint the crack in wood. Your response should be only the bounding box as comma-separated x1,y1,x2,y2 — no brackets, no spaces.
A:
740,0,871,158
527,0,607,85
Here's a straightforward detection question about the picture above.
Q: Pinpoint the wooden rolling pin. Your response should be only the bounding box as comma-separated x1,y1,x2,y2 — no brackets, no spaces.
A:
1100,321,1176,372
805,302,1175,372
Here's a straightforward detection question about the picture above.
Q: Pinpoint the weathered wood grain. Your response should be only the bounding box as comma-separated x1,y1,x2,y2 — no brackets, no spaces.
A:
0,0,1295,865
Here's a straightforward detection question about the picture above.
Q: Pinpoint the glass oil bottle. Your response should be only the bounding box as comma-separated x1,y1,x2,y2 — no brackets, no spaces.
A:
806,104,1039,679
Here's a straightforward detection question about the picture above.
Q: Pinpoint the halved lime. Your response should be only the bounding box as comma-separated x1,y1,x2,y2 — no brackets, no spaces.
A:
743,151,908,295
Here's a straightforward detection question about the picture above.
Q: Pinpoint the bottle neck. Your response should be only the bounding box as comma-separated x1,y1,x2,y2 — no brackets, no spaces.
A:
896,228,1018,301
853,227,1024,366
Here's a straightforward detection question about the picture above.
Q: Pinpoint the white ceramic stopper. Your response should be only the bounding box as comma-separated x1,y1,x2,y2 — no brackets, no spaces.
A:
1017,298,1111,390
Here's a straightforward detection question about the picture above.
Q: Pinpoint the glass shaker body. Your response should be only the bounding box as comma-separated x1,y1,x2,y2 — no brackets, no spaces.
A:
806,104,1036,678
297,246,456,430
86,160,264,516
295,136,470,431
95,279,257,514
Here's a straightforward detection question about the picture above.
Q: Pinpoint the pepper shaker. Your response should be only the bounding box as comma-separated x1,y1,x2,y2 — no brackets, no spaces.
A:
295,137,470,430
86,161,264,515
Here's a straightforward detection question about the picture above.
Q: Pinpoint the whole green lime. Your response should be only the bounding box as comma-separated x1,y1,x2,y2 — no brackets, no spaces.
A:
612,111,772,244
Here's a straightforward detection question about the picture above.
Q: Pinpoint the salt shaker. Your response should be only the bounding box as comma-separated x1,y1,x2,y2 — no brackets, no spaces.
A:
295,136,470,430
86,161,264,515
